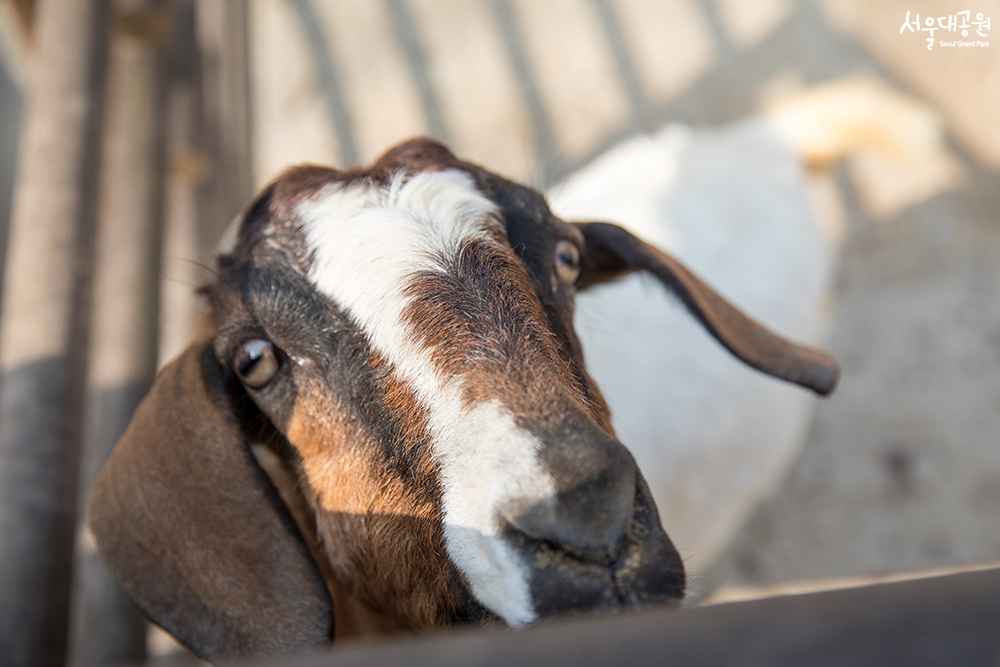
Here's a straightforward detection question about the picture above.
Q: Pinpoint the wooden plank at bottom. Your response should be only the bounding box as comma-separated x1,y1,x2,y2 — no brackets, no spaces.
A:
253,567,1000,667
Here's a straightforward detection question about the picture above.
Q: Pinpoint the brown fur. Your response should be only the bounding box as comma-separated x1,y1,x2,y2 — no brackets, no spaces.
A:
404,241,594,419
283,365,472,630
249,443,407,639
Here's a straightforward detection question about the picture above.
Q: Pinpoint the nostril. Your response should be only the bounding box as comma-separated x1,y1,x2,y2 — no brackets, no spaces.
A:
503,454,637,560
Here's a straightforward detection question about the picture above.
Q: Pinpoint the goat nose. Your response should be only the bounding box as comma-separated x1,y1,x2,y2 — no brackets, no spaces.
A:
503,417,637,559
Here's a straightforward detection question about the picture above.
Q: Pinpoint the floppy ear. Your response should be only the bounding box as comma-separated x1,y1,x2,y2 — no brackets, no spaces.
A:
87,335,334,661
573,222,840,396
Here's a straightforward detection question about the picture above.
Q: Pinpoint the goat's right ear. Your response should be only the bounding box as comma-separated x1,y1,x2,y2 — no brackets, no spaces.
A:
573,221,840,396
87,336,333,662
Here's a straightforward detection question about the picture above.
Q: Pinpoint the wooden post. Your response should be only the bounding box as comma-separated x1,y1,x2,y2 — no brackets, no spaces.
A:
159,0,207,367
159,0,254,367
196,0,253,253
0,0,112,665
67,2,171,665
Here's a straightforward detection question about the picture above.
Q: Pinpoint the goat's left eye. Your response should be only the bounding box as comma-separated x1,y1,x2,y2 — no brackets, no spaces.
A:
554,240,581,285
233,339,280,388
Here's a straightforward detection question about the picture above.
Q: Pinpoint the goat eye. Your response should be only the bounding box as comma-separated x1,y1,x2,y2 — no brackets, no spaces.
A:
554,240,581,285
233,339,280,388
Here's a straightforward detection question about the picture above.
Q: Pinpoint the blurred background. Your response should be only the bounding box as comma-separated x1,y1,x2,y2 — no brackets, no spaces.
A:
0,0,998,665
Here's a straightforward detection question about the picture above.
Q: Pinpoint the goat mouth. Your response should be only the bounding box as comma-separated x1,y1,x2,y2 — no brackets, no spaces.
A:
506,477,686,620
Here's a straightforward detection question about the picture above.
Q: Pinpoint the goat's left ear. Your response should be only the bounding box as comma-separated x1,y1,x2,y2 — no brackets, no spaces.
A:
87,334,334,661
573,221,840,396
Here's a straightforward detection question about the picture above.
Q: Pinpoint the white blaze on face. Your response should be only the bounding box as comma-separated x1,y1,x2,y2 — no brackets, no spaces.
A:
298,169,556,626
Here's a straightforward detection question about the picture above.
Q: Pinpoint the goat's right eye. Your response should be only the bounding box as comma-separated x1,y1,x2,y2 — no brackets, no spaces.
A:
233,339,280,388
554,240,581,285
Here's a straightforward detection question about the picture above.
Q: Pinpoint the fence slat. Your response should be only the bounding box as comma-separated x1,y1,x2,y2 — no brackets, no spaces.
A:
67,2,172,665
0,1,113,665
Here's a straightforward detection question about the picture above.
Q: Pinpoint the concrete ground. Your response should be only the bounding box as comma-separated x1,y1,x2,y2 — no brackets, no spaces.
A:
701,145,1000,593
688,0,1000,595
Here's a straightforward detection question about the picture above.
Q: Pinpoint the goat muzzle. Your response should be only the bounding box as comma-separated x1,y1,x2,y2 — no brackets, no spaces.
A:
499,412,685,617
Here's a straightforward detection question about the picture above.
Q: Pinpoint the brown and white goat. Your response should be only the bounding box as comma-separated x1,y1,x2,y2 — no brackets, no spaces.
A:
88,138,838,662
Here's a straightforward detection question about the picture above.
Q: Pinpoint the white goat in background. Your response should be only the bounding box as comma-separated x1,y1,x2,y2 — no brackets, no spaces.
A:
550,78,955,580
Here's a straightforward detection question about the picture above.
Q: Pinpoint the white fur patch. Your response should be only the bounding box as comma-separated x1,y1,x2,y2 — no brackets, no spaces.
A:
298,169,554,626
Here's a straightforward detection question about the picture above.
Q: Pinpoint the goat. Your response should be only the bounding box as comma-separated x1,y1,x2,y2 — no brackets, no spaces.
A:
87,137,838,662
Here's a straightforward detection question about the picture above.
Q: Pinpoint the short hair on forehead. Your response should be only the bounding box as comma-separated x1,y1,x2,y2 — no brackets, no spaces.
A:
221,136,516,277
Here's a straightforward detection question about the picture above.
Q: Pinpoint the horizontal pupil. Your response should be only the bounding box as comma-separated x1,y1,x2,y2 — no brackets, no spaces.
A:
240,355,259,376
